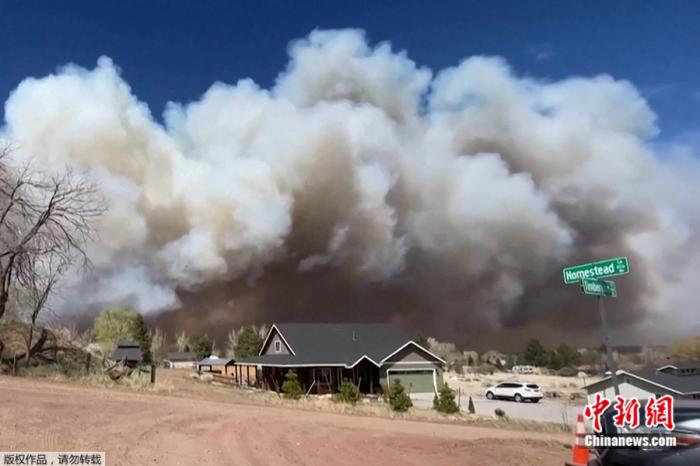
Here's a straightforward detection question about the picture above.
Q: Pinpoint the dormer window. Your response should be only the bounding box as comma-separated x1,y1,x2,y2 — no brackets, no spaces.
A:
275,340,281,353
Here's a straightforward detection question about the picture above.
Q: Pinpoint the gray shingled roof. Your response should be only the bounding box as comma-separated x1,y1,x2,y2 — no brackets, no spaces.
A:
659,362,700,370
165,351,197,361
198,357,234,366
111,346,142,362
587,365,700,394
237,323,434,367
632,368,700,394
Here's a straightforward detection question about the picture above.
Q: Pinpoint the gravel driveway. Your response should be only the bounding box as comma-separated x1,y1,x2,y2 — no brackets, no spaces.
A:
411,393,582,425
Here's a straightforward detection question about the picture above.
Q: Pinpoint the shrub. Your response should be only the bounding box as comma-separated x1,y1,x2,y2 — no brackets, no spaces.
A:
281,369,303,399
557,366,577,377
388,379,412,412
494,408,506,418
335,378,360,404
435,383,459,414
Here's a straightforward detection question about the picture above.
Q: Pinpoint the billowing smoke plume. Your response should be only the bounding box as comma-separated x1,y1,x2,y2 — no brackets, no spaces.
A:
3,29,699,348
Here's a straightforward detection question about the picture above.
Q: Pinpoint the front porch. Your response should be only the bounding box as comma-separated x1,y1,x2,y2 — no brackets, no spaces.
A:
234,358,380,395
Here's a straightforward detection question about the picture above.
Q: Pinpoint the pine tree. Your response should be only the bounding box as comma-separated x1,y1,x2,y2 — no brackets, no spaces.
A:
134,313,152,364
281,369,303,399
336,378,360,404
435,383,459,414
234,326,264,358
193,335,213,360
388,379,412,412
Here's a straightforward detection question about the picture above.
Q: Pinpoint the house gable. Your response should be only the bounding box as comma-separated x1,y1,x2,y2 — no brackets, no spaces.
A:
380,341,446,365
260,325,294,355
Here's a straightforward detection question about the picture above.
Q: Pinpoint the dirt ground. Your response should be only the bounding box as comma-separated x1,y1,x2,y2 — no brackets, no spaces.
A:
0,375,571,466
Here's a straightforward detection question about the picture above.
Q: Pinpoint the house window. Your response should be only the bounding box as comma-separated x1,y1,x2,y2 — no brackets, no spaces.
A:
274,340,281,353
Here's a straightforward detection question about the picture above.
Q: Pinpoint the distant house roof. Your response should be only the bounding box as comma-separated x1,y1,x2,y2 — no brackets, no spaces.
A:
116,340,140,348
111,342,142,363
198,357,234,366
165,351,197,362
237,323,445,368
657,362,700,371
585,364,700,395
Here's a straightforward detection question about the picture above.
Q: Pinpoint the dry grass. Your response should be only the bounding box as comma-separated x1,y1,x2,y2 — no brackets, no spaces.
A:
18,364,176,393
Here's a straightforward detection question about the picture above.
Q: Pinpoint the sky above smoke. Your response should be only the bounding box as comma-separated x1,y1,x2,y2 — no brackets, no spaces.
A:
2,29,698,349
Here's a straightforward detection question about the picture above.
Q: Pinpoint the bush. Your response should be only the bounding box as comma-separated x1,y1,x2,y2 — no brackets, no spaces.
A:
281,369,303,399
435,383,459,414
388,379,412,412
494,408,506,418
335,378,360,404
557,366,577,377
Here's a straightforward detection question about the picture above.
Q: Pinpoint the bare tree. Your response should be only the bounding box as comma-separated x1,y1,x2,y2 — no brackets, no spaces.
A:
176,331,190,352
0,146,104,360
255,323,269,339
225,328,240,358
150,327,166,361
19,254,62,365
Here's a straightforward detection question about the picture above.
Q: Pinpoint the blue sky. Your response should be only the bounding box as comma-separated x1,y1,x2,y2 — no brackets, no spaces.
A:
1,0,699,141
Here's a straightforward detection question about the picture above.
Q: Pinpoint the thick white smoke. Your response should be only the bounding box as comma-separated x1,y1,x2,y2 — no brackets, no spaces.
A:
2,29,698,342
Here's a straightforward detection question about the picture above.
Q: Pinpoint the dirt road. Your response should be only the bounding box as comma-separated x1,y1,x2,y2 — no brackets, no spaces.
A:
0,376,570,465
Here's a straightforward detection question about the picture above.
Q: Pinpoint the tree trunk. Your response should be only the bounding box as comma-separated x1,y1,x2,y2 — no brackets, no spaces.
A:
0,289,8,322
29,328,48,360
25,324,35,366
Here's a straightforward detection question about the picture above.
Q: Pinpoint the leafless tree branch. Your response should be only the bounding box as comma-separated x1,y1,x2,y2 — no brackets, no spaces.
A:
0,145,105,328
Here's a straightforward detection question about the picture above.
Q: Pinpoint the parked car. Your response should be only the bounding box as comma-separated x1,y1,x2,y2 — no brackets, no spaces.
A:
512,365,535,374
589,400,700,466
484,381,543,402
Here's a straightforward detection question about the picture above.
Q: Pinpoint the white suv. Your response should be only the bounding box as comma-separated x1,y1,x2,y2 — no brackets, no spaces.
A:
484,381,542,403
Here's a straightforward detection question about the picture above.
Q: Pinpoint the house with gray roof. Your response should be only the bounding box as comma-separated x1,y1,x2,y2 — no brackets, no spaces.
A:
197,356,236,376
583,361,700,404
110,341,142,367
234,323,446,395
164,351,197,369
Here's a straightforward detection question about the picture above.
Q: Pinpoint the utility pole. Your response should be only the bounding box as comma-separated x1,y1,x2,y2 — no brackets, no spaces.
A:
598,296,620,396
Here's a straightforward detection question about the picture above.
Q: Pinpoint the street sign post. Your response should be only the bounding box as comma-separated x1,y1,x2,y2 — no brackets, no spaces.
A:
563,257,630,397
562,256,629,284
581,278,617,297
597,295,619,396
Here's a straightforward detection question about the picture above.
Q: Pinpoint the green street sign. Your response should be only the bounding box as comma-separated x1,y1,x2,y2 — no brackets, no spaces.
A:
581,278,617,297
562,256,629,284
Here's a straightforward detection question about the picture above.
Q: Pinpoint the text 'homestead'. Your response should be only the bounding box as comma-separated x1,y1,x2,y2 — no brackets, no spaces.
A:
562,257,629,284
